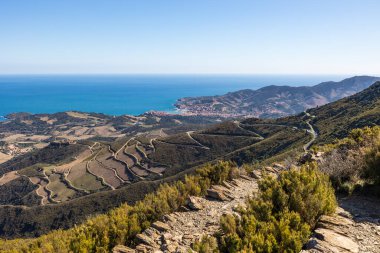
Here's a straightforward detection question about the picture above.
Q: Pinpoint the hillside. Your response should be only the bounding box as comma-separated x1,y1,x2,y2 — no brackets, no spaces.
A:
0,81,379,240
0,113,310,238
309,81,380,143
175,76,380,118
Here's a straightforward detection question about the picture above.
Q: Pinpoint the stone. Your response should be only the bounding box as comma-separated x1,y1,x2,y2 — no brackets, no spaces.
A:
135,244,153,253
222,181,233,189
230,180,239,187
178,205,190,212
299,152,314,164
240,175,252,181
264,166,278,174
314,228,359,253
152,221,171,232
206,188,229,201
161,241,178,253
318,215,353,227
183,234,194,240
144,227,160,237
186,196,204,210
272,163,285,170
250,170,261,179
162,232,173,241
136,233,156,247
112,245,135,253
163,214,177,223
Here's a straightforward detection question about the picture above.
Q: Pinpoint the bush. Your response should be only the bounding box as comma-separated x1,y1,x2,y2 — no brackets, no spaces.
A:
364,142,380,184
192,235,219,253
317,126,380,194
217,163,336,253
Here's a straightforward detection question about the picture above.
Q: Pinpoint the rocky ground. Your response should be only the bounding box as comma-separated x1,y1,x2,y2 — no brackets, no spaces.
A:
302,196,380,253
113,169,380,253
113,173,261,253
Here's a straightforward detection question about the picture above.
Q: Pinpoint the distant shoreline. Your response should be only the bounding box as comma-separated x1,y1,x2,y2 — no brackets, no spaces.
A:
0,74,349,119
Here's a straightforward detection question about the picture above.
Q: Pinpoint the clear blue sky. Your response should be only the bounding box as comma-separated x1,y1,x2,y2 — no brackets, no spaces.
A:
0,0,379,75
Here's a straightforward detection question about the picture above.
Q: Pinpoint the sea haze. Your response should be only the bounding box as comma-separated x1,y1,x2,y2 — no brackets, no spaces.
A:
0,74,346,118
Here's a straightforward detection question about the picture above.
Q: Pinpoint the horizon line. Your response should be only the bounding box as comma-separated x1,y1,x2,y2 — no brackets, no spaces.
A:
0,73,377,77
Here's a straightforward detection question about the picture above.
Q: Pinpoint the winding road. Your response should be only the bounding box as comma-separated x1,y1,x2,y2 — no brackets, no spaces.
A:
303,113,317,152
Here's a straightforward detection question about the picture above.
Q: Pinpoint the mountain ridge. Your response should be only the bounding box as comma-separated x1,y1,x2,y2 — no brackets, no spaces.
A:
175,76,380,118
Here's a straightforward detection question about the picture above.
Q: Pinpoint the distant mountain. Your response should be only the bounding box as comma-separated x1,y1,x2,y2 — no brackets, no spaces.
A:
175,76,380,118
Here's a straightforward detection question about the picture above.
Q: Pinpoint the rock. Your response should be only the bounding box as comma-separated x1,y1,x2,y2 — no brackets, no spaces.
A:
178,205,190,212
314,228,359,253
112,245,135,253
240,175,252,181
135,244,153,253
136,233,156,247
315,152,324,157
152,221,171,232
163,214,177,223
162,232,173,241
230,180,239,187
161,240,179,253
272,163,285,170
299,152,314,164
185,196,204,210
144,227,159,237
318,215,353,227
183,234,194,240
222,181,233,189
264,166,278,174
304,238,343,253
206,188,229,201
250,170,261,179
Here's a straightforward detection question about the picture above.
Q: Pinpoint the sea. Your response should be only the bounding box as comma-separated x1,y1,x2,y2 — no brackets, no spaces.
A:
0,74,346,120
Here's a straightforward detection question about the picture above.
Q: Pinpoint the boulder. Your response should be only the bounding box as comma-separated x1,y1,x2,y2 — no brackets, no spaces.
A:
222,181,233,189
272,163,285,170
163,214,177,223
185,196,204,210
318,215,353,227
136,233,156,247
206,188,229,201
314,228,359,253
264,166,278,174
112,245,135,253
152,221,171,232
250,170,261,179
240,175,252,181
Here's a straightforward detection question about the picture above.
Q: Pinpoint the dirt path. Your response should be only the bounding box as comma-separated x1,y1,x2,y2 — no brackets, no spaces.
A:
303,118,317,152
186,131,211,150
124,176,259,252
303,195,380,253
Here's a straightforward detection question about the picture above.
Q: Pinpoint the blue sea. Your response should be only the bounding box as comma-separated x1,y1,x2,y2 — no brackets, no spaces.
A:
0,75,346,119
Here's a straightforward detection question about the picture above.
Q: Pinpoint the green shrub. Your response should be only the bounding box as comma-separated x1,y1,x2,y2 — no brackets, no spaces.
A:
364,142,380,184
218,163,336,253
192,235,219,253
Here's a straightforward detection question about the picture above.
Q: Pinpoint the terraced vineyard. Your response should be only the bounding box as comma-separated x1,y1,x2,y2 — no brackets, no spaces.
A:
0,114,314,238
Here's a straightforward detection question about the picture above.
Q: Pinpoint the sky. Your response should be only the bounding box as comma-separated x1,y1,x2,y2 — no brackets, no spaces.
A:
0,0,379,75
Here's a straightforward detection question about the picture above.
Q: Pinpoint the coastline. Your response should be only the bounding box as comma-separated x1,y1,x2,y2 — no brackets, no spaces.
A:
0,74,346,118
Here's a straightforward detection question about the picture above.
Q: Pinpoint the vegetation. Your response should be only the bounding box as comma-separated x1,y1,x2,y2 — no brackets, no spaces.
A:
194,164,337,253
309,81,380,144
316,126,380,194
0,161,239,252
